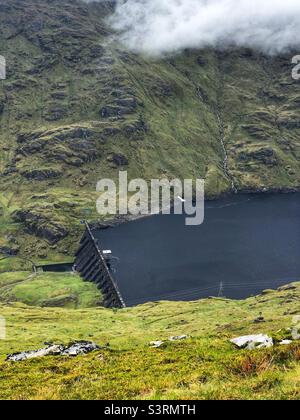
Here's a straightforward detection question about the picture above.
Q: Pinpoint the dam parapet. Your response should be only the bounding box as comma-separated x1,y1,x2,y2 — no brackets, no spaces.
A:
75,222,126,309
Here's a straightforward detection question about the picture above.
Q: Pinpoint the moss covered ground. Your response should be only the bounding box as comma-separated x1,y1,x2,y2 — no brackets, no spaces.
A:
0,271,102,309
0,280,300,399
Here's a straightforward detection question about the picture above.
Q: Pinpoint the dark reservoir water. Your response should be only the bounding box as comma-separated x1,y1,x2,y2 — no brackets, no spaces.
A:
38,263,74,272
95,194,300,306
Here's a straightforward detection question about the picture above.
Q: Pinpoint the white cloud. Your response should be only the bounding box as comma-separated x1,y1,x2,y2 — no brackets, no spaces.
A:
109,0,300,56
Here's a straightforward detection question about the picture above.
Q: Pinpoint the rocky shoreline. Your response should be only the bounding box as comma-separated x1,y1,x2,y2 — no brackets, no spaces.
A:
90,187,300,231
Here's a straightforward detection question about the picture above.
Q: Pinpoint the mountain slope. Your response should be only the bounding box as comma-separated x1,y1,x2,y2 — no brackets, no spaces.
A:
1,282,300,399
1,0,300,259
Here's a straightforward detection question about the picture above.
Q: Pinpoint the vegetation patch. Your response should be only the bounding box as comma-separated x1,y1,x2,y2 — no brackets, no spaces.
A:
0,271,102,309
0,282,300,399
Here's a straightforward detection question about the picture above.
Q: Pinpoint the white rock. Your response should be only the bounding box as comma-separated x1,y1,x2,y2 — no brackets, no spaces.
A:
6,345,64,362
230,334,273,350
169,335,189,341
6,341,100,362
61,341,100,356
280,340,293,346
149,341,164,348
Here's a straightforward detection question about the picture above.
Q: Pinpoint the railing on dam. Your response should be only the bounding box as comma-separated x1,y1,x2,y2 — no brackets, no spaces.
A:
75,222,126,309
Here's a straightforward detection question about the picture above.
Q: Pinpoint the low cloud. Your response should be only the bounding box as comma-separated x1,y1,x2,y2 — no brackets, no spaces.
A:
108,0,300,56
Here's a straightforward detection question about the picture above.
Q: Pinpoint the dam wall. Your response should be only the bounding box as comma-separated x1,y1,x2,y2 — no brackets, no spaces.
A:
75,222,126,309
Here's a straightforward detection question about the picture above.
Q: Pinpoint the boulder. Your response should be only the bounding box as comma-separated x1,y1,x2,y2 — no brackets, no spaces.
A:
0,245,20,256
12,209,69,244
21,168,62,181
61,341,100,356
6,341,100,362
107,153,128,167
150,335,189,347
230,334,273,350
7,345,64,362
253,313,265,323
169,335,189,341
280,340,293,346
149,341,164,348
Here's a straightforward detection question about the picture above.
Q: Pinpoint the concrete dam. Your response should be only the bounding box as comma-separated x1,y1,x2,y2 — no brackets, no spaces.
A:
75,222,125,309
75,193,300,308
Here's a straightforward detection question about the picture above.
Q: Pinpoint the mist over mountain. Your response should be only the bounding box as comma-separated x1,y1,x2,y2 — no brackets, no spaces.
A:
109,0,300,56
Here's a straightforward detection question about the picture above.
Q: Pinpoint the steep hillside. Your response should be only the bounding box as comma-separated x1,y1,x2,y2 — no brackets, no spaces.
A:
1,282,300,399
1,0,300,260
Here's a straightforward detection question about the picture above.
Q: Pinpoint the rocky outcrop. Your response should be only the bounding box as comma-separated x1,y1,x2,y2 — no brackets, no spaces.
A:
241,124,271,140
43,105,68,122
6,341,100,362
98,52,139,120
21,168,63,181
15,125,100,168
12,209,69,244
230,334,273,350
107,153,128,167
0,245,19,256
100,98,137,118
278,116,300,129
238,147,278,166
124,117,148,137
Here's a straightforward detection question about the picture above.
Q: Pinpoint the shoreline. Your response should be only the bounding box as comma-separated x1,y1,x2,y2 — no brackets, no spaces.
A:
90,186,300,230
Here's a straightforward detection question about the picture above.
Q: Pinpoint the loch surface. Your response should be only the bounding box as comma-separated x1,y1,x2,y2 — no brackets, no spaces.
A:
95,193,300,306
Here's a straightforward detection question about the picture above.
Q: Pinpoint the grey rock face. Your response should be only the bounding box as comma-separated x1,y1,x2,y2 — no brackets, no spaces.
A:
12,209,69,244
230,334,273,350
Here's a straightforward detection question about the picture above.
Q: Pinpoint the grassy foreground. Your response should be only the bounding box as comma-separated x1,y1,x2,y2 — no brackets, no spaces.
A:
0,282,300,400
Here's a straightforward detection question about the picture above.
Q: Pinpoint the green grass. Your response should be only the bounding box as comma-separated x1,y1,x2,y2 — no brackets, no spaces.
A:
0,282,300,399
0,257,33,273
0,271,102,309
2,339,300,400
